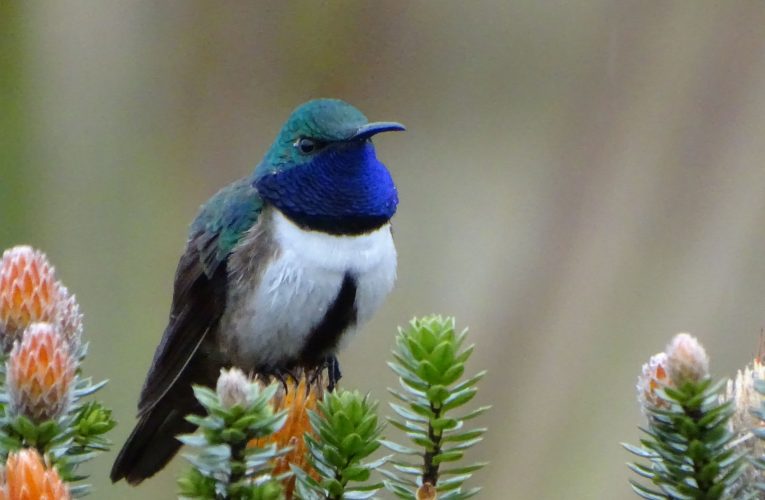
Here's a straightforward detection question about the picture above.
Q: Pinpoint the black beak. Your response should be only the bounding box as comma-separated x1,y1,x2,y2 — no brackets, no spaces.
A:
349,121,406,140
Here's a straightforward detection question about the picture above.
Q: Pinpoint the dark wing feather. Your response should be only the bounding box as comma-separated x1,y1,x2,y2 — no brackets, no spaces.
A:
136,178,264,414
112,178,264,484
111,232,234,484
136,234,226,413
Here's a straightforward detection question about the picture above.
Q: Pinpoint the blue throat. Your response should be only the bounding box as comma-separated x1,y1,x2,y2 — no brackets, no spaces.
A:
254,142,398,235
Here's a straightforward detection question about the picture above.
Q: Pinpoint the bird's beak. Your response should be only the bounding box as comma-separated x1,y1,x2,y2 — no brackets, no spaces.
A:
349,121,406,140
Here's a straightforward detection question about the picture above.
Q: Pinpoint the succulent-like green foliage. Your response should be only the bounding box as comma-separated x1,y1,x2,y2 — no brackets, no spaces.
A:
381,315,488,499
0,365,114,497
624,378,746,499
177,381,289,500
178,316,490,500
293,389,387,500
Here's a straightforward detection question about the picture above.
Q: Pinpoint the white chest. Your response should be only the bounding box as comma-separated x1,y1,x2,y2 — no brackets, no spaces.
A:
219,210,397,368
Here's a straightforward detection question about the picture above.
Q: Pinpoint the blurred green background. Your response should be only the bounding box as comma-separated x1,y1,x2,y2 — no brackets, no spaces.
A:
3,2,765,498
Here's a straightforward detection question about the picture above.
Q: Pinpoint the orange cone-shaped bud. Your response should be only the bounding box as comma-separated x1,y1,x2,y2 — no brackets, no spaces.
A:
0,247,62,349
7,323,76,423
0,449,70,500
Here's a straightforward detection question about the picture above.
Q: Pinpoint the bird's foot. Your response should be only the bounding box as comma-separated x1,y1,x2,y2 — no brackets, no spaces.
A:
260,358,341,393
324,355,342,392
260,366,300,391
306,356,341,391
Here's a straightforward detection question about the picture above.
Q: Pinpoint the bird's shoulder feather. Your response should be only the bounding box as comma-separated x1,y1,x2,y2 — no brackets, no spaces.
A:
192,177,264,276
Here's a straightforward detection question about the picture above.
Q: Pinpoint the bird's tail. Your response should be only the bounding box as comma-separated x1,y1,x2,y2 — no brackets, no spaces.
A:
110,387,201,485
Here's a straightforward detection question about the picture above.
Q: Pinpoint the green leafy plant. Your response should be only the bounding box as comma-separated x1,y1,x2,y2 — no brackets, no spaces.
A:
177,368,288,500
625,333,747,499
381,315,488,499
625,379,744,499
293,390,387,499
179,315,489,500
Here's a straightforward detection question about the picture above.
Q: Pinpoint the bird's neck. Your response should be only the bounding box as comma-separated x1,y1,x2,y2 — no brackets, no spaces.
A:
254,143,398,235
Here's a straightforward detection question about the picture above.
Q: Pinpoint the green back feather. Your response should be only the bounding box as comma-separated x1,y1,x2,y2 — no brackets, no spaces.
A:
191,177,263,275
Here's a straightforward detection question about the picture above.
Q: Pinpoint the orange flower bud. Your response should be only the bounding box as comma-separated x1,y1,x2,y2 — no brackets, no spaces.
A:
0,449,70,500
0,247,61,348
7,323,76,422
0,246,83,353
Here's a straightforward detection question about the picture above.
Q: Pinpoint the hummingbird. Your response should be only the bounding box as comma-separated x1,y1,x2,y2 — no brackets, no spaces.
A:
110,99,404,484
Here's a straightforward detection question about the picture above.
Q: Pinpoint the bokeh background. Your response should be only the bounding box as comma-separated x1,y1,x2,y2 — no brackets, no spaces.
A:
3,2,765,498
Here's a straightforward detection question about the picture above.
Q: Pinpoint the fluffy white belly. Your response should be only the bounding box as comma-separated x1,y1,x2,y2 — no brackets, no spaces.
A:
220,209,397,368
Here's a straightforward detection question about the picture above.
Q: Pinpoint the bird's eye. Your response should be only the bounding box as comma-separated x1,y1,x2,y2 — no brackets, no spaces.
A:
294,137,326,154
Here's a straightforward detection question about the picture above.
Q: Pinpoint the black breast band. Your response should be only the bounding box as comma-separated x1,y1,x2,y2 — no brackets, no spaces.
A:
299,273,358,362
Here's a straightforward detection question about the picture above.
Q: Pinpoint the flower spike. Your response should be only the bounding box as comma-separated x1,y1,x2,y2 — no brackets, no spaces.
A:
6,322,76,423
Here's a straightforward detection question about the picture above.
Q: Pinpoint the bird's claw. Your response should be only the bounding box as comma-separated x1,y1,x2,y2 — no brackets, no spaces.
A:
261,357,341,393
261,366,300,391
324,356,342,392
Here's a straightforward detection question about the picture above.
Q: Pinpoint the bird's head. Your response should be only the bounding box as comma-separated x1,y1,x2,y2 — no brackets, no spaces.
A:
255,98,405,176
253,99,405,234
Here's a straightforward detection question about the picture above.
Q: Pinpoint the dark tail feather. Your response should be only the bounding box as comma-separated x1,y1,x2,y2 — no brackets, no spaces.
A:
110,391,201,484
